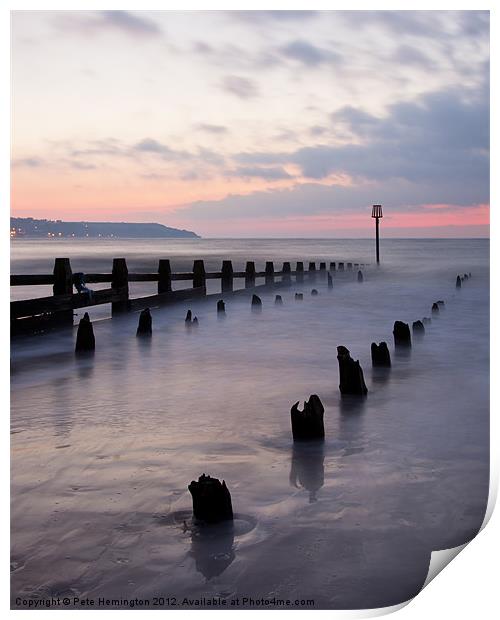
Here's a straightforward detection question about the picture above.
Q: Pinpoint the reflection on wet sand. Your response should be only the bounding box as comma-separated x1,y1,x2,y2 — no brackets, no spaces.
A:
371,366,391,386
289,442,325,503
339,395,367,417
190,520,235,580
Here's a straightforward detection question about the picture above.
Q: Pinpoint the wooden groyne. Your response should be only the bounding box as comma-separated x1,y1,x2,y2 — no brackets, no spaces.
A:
11,257,366,335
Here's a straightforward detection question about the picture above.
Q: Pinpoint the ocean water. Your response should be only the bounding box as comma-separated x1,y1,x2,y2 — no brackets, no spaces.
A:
10,239,489,609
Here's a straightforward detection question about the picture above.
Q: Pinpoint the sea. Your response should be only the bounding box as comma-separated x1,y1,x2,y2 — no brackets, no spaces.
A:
10,238,490,609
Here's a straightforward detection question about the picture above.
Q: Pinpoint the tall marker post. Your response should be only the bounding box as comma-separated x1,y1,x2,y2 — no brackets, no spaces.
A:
371,204,383,264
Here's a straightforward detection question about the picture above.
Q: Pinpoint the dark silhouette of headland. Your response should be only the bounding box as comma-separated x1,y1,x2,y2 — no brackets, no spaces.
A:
10,217,200,239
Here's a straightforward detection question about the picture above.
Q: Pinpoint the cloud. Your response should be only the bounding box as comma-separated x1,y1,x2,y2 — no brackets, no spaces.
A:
340,10,446,38
331,106,381,136
132,138,191,160
228,10,318,23
228,166,293,180
178,86,489,221
100,11,161,36
221,75,259,99
178,178,487,223
392,45,434,69
195,123,229,134
458,10,489,37
54,10,162,38
309,125,328,137
235,88,489,185
12,157,44,168
280,39,341,66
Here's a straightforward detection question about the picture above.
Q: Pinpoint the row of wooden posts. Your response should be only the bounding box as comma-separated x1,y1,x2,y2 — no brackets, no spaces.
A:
11,257,367,335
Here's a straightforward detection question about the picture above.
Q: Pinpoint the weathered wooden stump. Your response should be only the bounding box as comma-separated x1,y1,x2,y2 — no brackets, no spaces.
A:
251,294,262,309
432,303,440,314
75,312,95,353
393,321,412,347
357,270,363,282
337,346,368,395
295,293,303,301
327,273,333,289
192,316,199,325
188,474,233,524
311,289,318,296
371,342,391,367
275,294,283,305
185,309,192,323
338,262,344,271
136,308,152,336
347,262,353,270
422,317,432,324
217,299,226,314
412,320,425,336
463,273,469,280
329,262,336,272
290,395,325,441
436,300,445,306
456,275,462,288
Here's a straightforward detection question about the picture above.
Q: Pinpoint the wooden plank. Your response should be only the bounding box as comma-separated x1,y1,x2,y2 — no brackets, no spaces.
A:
81,274,112,283
171,273,195,281
128,286,207,311
10,274,54,286
127,273,158,282
11,288,121,319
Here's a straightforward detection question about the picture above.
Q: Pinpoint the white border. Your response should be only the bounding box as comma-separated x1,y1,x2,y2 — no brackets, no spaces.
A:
2,2,497,618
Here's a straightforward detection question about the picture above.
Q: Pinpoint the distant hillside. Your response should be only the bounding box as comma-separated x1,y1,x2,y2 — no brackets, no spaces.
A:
10,217,200,239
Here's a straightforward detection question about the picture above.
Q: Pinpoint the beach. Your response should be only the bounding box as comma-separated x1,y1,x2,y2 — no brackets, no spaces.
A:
10,238,489,609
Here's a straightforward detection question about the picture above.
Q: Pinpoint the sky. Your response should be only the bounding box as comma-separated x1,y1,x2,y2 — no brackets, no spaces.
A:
11,10,490,237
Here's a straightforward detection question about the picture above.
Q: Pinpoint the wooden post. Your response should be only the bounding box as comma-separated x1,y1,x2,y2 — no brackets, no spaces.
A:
296,261,304,283
265,261,274,286
245,261,256,288
53,258,73,295
53,258,73,325
221,260,234,293
319,262,326,279
282,262,291,284
193,260,206,293
111,258,129,314
338,262,344,271
158,259,172,294
347,262,353,270
308,262,316,281
330,262,336,272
